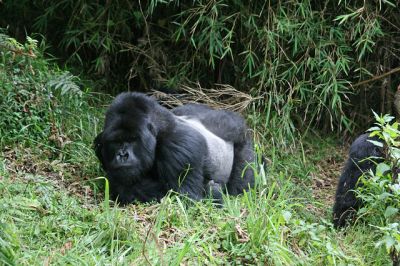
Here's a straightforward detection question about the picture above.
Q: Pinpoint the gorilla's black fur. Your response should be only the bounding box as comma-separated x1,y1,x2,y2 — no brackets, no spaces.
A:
94,92,255,204
333,133,383,228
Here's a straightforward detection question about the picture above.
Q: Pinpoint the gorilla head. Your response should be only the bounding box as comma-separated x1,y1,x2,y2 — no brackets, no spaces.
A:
96,95,158,176
94,93,170,203
94,92,255,204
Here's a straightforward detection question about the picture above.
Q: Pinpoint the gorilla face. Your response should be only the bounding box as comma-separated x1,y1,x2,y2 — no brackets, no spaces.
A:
94,93,175,203
99,124,157,182
94,109,160,203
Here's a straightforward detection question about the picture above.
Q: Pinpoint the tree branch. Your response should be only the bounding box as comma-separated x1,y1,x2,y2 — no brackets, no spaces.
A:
353,66,400,88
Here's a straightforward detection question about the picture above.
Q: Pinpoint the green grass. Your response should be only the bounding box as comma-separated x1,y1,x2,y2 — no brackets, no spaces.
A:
0,133,393,265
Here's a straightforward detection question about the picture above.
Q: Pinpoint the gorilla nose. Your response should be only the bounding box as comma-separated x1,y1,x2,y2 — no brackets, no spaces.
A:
117,150,129,162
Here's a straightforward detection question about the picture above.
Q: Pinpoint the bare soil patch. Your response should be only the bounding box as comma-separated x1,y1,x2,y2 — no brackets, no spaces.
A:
310,143,349,216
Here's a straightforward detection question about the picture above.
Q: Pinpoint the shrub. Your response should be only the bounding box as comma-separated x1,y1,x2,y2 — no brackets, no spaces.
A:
357,112,400,264
0,32,105,175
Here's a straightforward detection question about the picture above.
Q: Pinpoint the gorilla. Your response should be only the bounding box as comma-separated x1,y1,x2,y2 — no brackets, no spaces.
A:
94,92,255,204
333,133,383,228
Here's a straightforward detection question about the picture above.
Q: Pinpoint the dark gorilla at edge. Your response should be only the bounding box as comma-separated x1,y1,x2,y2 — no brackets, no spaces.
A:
94,92,256,204
333,133,383,228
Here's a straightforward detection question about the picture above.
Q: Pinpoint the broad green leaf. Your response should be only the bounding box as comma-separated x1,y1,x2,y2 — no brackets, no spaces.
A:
369,131,381,137
389,183,400,194
378,192,392,200
384,207,398,218
367,126,381,132
358,207,368,214
282,210,292,223
390,147,400,160
384,235,396,250
376,163,390,176
367,139,383,148
372,110,382,123
383,114,395,123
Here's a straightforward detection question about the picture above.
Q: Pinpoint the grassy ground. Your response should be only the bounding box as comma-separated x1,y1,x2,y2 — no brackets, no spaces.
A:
0,131,392,265
0,35,393,265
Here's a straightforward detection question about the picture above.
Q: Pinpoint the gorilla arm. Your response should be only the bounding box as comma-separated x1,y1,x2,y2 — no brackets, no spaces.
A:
155,123,209,200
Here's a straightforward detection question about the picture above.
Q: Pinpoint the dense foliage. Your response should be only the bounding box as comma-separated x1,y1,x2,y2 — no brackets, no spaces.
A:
0,32,104,174
1,0,399,135
357,113,400,264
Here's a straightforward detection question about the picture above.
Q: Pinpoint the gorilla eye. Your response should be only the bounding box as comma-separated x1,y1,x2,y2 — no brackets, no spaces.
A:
147,122,156,135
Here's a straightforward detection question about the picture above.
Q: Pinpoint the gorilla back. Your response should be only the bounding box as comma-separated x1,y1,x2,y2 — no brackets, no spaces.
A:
94,92,255,204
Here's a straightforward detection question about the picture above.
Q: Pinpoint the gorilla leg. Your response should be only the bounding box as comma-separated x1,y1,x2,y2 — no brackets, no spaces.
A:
227,138,256,195
206,180,224,204
333,133,383,228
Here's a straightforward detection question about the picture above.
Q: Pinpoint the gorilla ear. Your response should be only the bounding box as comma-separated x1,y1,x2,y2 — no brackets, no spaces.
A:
93,132,104,164
147,122,157,136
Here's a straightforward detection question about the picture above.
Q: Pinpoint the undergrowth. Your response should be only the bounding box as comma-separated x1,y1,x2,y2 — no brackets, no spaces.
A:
0,32,109,178
1,0,400,139
356,113,400,264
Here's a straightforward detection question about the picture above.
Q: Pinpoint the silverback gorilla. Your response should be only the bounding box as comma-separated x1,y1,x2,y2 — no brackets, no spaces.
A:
94,92,255,204
333,133,383,228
